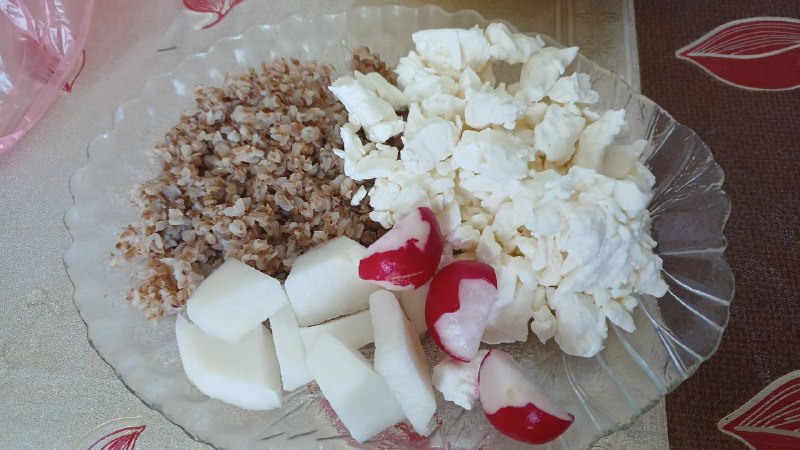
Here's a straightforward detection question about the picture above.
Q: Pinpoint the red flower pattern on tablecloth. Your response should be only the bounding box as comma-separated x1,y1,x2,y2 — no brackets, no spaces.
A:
183,0,245,29
86,425,146,450
676,17,800,91
718,370,800,449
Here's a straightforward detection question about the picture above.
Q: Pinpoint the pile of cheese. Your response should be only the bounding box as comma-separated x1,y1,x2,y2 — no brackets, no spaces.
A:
329,24,668,358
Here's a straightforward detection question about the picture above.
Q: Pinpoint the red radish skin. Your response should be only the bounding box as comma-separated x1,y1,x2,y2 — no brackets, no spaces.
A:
484,405,573,445
425,261,497,361
359,207,444,291
478,350,574,444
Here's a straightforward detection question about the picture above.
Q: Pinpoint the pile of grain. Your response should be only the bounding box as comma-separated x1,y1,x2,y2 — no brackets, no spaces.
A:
114,52,391,319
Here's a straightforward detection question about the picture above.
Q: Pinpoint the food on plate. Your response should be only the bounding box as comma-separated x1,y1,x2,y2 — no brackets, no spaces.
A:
299,308,374,351
478,349,574,444
269,304,313,391
398,281,430,334
431,349,488,410
123,19,674,445
425,260,498,361
359,206,444,291
369,290,436,435
284,236,380,326
113,55,389,320
175,315,282,411
330,23,669,357
306,332,406,443
328,74,406,144
186,258,287,342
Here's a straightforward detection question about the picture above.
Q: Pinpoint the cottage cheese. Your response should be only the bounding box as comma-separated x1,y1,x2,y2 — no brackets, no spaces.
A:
328,76,404,143
329,25,669,358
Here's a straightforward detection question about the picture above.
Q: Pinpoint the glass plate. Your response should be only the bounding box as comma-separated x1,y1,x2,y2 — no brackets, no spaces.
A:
64,5,733,450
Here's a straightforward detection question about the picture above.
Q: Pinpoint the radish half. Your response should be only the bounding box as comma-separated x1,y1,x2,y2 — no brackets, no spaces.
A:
359,207,444,291
425,260,497,361
478,349,574,444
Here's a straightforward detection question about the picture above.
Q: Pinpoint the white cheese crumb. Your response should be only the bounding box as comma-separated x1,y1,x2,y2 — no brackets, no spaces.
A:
401,118,460,174
350,186,368,206
547,73,599,105
329,76,404,143
464,89,526,130
573,109,626,171
353,71,408,110
517,47,580,103
334,124,400,180
484,22,546,64
412,26,490,71
534,104,586,165
453,130,531,182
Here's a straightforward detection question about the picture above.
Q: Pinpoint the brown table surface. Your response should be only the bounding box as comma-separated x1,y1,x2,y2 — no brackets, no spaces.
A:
635,1,800,449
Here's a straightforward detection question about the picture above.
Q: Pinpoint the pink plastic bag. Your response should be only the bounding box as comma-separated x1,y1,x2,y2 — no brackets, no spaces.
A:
0,0,95,153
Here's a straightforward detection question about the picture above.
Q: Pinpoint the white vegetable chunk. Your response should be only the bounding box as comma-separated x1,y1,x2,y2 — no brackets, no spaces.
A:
270,304,313,391
398,282,430,334
176,315,282,410
299,309,374,351
370,290,437,435
306,333,405,443
285,236,381,326
186,258,287,343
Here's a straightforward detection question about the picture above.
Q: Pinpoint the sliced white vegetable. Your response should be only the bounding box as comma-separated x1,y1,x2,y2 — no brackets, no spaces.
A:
186,258,287,343
299,309,374,352
175,315,282,411
285,236,381,326
370,290,436,435
398,282,429,334
269,304,313,391
306,333,405,443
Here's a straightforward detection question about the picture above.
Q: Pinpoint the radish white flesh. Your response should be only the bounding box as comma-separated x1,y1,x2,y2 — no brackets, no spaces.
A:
478,349,574,444
186,258,287,343
369,290,437,435
360,207,444,291
398,282,430,334
425,260,498,361
306,333,406,443
270,304,313,391
285,236,381,326
176,315,282,410
299,309,374,352
431,350,488,410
